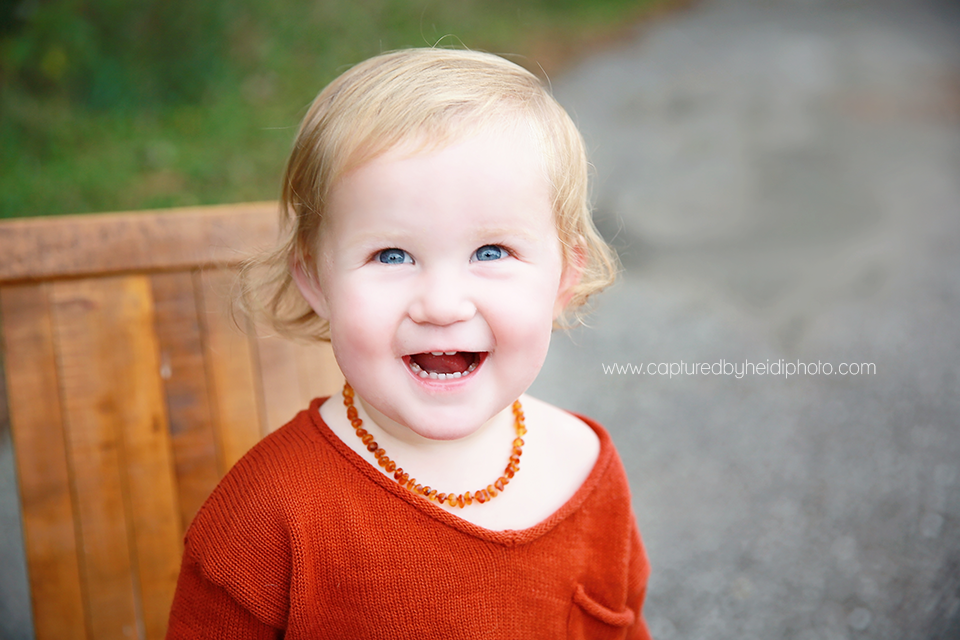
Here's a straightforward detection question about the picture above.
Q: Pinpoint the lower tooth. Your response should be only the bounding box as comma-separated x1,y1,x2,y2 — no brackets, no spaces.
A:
418,371,428,378
429,372,439,379
452,371,461,378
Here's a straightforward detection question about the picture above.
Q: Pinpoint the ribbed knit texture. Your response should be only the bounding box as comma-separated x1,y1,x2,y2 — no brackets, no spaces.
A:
166,398,652,639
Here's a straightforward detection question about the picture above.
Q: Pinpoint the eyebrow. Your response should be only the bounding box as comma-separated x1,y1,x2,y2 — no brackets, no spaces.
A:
469,226,543,244
345,225,545,247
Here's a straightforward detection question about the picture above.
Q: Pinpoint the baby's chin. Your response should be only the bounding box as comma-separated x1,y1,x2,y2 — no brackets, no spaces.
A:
377,400,507,443
391,413,488,442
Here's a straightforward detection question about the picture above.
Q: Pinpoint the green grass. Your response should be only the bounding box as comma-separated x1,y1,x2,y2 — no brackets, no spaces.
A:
0,0,671,219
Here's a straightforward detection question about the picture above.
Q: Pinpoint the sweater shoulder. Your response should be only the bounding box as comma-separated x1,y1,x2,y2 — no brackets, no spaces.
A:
188,400,335,532
179,400,331,628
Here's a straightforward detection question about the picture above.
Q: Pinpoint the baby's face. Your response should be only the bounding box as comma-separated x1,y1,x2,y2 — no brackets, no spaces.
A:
300,125,576,441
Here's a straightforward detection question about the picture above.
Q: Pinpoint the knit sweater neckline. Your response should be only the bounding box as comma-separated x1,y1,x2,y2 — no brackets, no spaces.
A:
305,397,616,547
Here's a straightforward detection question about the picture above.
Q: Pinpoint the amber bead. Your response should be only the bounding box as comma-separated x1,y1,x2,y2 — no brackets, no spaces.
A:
342,382,526,508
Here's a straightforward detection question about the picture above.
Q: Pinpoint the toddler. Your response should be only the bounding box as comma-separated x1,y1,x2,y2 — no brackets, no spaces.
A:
167,48,651,639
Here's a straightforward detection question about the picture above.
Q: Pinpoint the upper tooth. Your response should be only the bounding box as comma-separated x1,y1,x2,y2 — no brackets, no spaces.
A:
430,351,443,356
444,351,456,355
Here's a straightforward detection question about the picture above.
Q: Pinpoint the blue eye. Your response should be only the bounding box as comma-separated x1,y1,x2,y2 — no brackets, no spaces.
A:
474,245,503,261
378,248,411,264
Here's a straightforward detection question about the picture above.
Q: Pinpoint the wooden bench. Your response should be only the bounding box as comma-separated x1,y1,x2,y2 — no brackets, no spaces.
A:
0,203,342,640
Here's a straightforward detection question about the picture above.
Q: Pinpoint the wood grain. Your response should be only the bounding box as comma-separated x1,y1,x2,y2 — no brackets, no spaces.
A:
0,284,87,640
197,269,264,472
151,272,221,532
256,335,305,433
296,342,343,407
50,276,181,640
0,202,279,283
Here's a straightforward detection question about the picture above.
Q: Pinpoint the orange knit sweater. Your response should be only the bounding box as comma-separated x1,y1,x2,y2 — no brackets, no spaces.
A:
166,398,652,639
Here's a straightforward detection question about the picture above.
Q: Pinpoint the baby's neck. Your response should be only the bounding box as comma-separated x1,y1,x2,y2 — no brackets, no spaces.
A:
318,391,601,532
319,391,517,497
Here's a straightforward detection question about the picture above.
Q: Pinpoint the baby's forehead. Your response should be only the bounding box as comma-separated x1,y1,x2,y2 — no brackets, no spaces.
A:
346,119,550,186
319,126,557,242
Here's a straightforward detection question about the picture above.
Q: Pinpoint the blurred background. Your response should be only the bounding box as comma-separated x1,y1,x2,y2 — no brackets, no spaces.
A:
0,0,668,219
2,0,960,638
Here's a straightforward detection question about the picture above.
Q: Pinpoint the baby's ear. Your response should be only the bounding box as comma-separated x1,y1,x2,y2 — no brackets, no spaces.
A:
291,258,331,320
553,240,586,319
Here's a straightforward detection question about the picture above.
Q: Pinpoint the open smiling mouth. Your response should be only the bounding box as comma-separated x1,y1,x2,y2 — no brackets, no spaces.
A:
406,351,483,380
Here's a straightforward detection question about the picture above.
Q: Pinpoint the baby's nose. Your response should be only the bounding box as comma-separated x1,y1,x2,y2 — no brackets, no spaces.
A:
408,272,477,326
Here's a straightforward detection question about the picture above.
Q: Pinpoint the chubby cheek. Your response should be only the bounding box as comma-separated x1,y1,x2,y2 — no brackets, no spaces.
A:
487,275,560,376
324,283,402,374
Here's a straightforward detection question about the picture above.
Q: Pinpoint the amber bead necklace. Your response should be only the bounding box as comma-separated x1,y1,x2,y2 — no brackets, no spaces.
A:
342,382,525,508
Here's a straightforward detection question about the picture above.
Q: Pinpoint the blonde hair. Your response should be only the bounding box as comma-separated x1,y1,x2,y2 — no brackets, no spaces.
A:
240,47,617,341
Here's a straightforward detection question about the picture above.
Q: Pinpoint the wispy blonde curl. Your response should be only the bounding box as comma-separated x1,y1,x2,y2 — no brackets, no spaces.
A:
239,48,617,342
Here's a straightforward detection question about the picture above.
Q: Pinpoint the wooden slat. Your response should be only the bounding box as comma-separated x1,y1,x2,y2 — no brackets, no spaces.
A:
296,342,343,407
51,276,182,640
197,269,264,472
0,284,87,640
257,338,343,434
256,335,306,434
151,272,221,532
49,280,138,638
0,202,279,283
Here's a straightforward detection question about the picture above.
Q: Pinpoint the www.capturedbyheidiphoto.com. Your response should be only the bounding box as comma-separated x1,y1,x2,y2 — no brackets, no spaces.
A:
602,360,877,379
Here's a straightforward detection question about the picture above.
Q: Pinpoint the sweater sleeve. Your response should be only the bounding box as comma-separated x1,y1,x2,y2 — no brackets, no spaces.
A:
627,518,653,640
166,551,283,640
165,427,298,637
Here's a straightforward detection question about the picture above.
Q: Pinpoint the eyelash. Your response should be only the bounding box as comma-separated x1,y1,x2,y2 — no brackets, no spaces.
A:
375,244,510,265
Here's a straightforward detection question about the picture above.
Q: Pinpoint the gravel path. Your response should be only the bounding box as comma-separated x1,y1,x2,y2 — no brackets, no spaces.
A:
529,0,960,637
